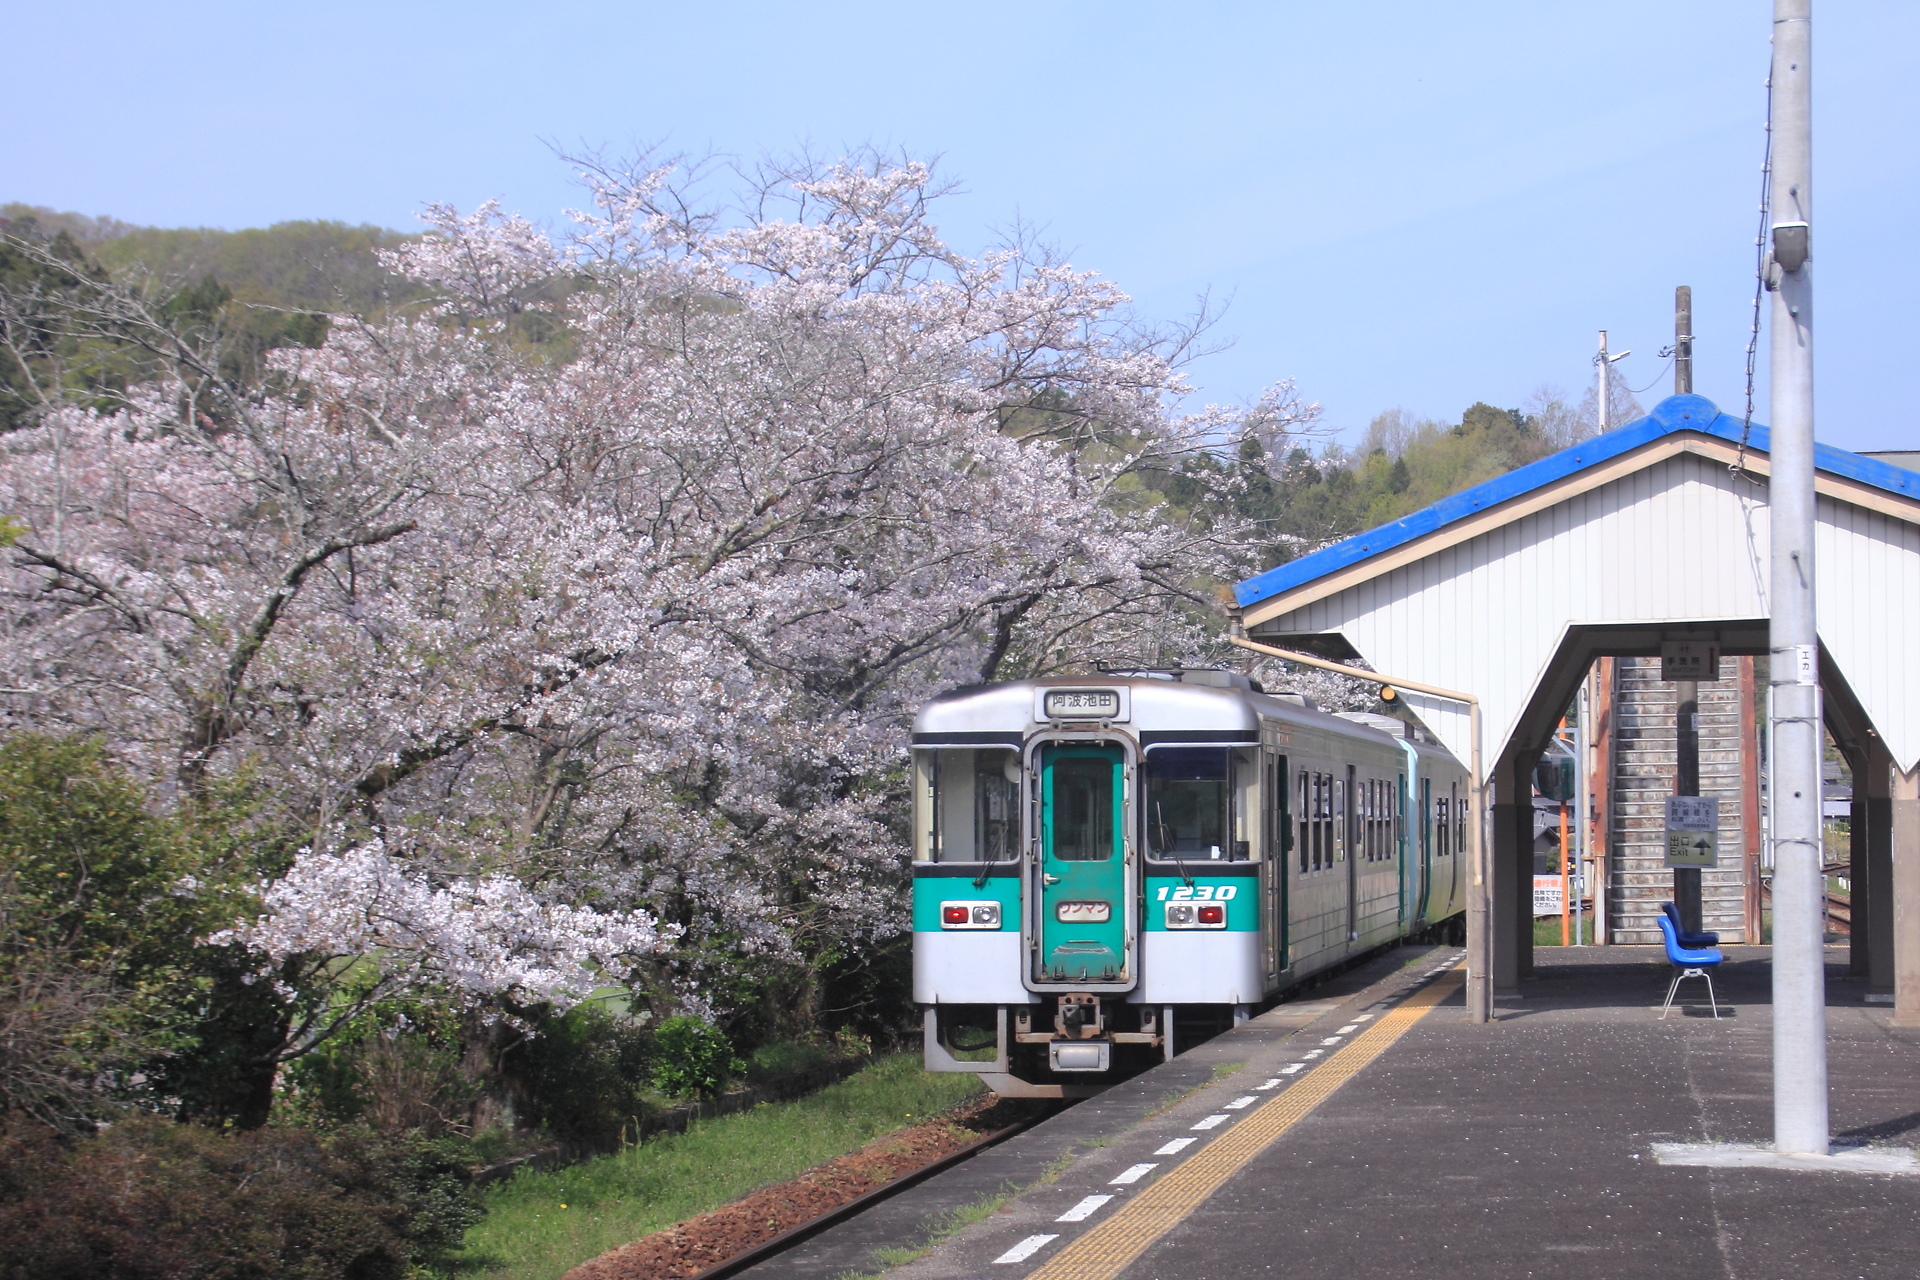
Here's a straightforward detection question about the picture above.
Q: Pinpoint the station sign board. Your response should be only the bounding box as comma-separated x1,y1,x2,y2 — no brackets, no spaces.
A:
1531,876,1565,917
1665,795,1719,868
1660,640,1722,681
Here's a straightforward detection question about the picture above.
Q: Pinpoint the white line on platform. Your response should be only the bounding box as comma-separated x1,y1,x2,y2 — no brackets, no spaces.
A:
1280,1063,1305,1074
1336,1024,1359,1034
1110,1163,1158,1185
1056,1194,1113,1222
1354,1013,1376,1022
1224,1095,1258,1110
1652,1143,1918,1175
1256,1078,1282,1089
993,1234,1058,1264
1192,1114,1229,1130
1155,1137,1196,1155
1302,1050,1324,1059
1319,1037,1344,1045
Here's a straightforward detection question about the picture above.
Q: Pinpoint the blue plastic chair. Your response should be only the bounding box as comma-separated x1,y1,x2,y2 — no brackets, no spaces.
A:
1660,901,1720,949
1657,912,1723,1019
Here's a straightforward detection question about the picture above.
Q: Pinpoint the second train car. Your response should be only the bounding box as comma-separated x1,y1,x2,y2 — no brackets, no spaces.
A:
913,668,1468,1095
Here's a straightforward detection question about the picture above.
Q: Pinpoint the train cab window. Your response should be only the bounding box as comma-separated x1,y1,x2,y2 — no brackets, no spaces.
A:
1145,747,1256,862
913,748,1019,863
1050,754,1115,861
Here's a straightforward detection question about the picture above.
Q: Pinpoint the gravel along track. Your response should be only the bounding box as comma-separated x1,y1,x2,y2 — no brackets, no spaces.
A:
559,1096,1044,1280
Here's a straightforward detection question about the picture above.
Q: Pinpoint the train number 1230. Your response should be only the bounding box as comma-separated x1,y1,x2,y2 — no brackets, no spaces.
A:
1156,885,1238,901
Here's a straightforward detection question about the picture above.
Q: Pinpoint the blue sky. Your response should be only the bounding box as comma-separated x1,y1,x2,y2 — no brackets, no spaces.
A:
8,1,1916,450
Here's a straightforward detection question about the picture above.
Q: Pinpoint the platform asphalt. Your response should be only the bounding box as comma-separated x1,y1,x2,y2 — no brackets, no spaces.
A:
735,944,1442,1280
816,944,1920,1280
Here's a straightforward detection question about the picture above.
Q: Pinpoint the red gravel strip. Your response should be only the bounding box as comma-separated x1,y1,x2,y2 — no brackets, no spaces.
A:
560,1097,1030,1280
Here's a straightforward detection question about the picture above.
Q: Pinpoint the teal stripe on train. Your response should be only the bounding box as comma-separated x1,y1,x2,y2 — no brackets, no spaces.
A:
1142,875,1259,931
911,875,1020,930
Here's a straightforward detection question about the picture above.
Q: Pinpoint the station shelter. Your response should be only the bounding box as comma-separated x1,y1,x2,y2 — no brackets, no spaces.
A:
1231,394,1920,1019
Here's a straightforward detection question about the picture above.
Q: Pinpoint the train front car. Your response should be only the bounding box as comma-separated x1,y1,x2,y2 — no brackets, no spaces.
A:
913,672,1275,1097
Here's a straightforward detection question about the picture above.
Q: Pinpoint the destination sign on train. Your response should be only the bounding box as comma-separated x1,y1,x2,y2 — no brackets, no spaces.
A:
1044,689,1122,719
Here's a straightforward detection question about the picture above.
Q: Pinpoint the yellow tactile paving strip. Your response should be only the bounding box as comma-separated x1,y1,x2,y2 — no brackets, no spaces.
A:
1024,967,1464,1280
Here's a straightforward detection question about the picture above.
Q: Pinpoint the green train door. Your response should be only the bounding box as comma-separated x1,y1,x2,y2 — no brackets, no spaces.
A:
1037,743,1128,983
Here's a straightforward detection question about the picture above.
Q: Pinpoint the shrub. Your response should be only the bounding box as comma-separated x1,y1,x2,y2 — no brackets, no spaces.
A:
650,1016,741,1099
494,1001,654,1142
0,1113,482,1279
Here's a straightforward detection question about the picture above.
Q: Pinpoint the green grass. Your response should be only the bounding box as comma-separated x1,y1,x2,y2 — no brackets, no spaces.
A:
1533,915,1595,946
451,1053,984,1280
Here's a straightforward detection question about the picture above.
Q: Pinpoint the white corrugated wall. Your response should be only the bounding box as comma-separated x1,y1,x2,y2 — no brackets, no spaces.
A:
1255,451,1920,771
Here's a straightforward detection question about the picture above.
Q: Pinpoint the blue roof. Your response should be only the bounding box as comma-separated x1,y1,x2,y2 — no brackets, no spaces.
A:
1234,394,1920,610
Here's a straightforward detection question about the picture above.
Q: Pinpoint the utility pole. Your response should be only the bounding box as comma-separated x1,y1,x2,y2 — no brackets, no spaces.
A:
1767,0,1827,1157
1596,331,1629,432
1671,286,1704,935
1675,286,1694,394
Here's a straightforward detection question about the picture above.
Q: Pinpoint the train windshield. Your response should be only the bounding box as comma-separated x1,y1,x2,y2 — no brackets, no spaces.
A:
1143,746,1257,861
913,748,1019,862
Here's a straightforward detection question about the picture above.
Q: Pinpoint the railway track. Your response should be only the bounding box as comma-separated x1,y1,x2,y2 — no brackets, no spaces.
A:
681,1111,1044,1280
1759,876,1852,936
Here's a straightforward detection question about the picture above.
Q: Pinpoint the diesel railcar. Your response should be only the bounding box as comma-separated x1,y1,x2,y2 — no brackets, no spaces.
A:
912,669,1468,1096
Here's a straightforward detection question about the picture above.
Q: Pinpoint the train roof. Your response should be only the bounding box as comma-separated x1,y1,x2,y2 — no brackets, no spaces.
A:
912,673,1455,762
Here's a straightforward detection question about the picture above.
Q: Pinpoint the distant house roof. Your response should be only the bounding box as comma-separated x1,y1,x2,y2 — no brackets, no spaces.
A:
1234,394,1920,612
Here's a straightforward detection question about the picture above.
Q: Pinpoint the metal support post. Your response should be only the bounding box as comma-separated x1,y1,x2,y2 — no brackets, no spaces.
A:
1766,0,1828,1156
1675,679,1704,934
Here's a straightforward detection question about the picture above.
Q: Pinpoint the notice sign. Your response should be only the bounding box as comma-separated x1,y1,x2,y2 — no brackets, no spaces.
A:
1660,640,1722,681
1532,876,1565,917
1665,796,1720,868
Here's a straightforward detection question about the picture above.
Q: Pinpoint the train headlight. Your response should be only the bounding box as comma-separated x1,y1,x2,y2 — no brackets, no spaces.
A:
939,900,1000,929
1165,903,1196,927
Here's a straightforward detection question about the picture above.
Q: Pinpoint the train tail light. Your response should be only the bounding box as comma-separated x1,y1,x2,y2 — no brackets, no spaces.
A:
940,901,1000,929
1197,904,1226,925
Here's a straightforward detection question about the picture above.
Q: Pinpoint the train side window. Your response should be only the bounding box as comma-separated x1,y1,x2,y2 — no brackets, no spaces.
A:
1296,770,1310,874
1319,773,1334,868
1436,796,1450,858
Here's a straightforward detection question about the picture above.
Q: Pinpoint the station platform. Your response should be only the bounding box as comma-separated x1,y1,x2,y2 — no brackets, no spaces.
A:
767,943,1920,1280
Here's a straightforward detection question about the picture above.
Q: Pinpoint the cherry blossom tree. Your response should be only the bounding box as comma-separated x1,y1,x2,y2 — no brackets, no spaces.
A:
1,154,1312,1034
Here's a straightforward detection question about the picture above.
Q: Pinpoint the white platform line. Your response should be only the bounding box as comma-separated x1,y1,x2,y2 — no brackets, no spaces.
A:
1319,1036,1345,1046
1255,1078,1283,1089
1155,1137,1196,1155
1280,1063,1305,1075
994,1234,1059,1264
1224,1095,1258,1110
1110,1162,1158,1185
1335,1024,1360,1034
1191,1114,1230,1130
1055,1194,1114,1222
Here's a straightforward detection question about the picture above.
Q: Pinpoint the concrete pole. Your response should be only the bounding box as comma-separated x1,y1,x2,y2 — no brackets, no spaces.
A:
1767,0,1828,1157
1596,331,1612,433
1893,763,1920,1027
1675,286,1694,395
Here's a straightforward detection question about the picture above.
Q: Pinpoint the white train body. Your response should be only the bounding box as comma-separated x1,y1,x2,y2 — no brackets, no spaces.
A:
912,671,1468,1095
